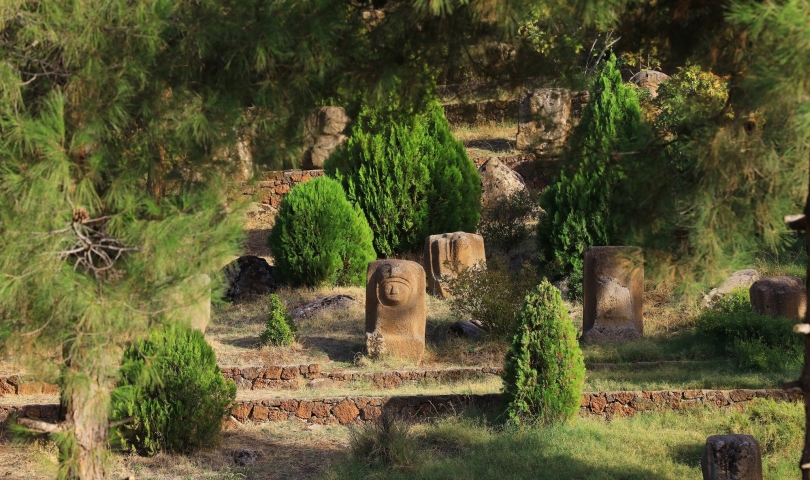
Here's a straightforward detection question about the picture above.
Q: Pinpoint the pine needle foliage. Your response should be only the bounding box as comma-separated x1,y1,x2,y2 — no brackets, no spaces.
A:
326,102,481,256
260,294,296,347
111,324,236,455
269,176,376,287
538,54,646,298
502,281,585,424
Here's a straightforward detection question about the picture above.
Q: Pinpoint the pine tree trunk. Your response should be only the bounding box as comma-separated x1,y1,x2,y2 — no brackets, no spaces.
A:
64,379,110,480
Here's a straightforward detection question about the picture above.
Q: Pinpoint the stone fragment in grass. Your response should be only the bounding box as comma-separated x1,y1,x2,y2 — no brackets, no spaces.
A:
233,448,259,466
701,434,762,480
289,294,356,323
703,269,760,308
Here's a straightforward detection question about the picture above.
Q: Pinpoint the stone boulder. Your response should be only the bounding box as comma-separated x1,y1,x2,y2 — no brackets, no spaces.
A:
365,260,426,363
423,232,486,298
516,88,572,154
581,246,644,343
225,255,280,302
629,70,670,98
701,434,763,480
478,158,528,208
703,270,760,307
749,276,806,321
233,448,259,467
289,294,357,324
448,321,485,339
302,106,350,168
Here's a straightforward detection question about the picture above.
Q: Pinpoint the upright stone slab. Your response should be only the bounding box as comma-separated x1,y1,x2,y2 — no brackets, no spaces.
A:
581,246,643,343
516,88,572,154
701,435,763,480
749,276,807,321
366,260,426,363
423,232,486,298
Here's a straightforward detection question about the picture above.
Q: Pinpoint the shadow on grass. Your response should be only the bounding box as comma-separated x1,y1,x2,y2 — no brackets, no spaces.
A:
301,336,364,363
223,335,261,348
463,138,515,152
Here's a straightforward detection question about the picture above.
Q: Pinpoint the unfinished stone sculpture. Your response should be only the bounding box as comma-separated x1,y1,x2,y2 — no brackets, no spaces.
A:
366,260,426,363
701,434,763,480
423,232,486,298
516,88,572,154
581,246,644,343
703,269,760,307
302,106,350,168
749,276,807,321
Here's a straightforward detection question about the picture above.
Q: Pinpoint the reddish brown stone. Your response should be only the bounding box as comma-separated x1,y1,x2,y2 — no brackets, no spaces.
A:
251,406,269,421
309,364,321,374
231,404,252,422
729,390,755,402
42,383,58,395
332,399,360,424
614,392,634,405
354,397,370,409
0,381,15,395
280,400,298,412
683,390,701,399
580,393,591,408
302,173,312,182
312,402,330,418
296,401,314,419
590,395,607,413
606,403,634,417
275,184,290,194
361,406,382,421
281,366,299,380
706,391,730,407
17,382,43,395
268,410,287,422
384,375,401,388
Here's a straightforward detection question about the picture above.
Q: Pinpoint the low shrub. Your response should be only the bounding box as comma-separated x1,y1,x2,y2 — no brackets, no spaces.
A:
443,256,539,337
111,323,236,455
695,288,801,370
260,294,296,346
349,411,415,470
268,176,376,287
502,280,585,424
478,189,537,253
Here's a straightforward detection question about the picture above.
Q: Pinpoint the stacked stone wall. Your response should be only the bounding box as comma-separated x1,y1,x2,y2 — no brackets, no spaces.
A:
241,170,325,209
443,100,518,126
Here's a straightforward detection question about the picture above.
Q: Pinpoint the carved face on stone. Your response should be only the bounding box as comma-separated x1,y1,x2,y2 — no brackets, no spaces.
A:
378,265,414,307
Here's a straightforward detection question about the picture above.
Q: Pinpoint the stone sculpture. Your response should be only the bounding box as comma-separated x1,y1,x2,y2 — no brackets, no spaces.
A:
365,260,426,363
749,276,807,321
703,269,760,307
581,246,644,343
701,434,763,480
423,232,486,298
477,158,528,208
516,88,573,154
302,106,350,168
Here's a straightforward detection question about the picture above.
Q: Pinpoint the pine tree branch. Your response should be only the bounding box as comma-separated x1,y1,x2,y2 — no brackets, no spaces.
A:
109,416,136,429
17,418,68,434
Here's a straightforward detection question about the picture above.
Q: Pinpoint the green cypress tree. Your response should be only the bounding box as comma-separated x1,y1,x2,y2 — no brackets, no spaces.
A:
538,54,646,297
502,281,585,424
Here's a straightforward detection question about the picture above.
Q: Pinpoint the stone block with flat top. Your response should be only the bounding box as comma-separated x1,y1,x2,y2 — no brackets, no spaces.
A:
423,232,486,298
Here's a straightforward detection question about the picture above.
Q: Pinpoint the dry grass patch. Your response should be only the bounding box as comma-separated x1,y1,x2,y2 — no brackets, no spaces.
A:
450,122,517,143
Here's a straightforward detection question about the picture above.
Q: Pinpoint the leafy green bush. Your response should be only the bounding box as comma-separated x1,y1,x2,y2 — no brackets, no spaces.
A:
503,280,585,424
326,101,481,256
349,411,415,470
269,176,376,287
260,294,296,346
478,189,537,253
111,324,236,455
443,256,538,337
538,54,646,298
695,288,801,370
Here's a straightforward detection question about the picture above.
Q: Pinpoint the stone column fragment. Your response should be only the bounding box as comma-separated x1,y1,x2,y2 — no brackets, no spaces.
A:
749,276,807,321
581,246,643,343
701,434,763,480
423,232,486,298
366,260,426,363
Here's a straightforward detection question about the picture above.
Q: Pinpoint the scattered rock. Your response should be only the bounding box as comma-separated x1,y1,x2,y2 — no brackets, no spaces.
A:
749,276,806,321
701,434,762,480
478,158,528,207
448,321,485,339
233,448,259,466
703,270,760,308
289,294,356,323
628,70,670,98
224,255,279,302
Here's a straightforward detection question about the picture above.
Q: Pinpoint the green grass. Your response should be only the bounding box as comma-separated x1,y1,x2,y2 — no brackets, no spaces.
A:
322,399,803,480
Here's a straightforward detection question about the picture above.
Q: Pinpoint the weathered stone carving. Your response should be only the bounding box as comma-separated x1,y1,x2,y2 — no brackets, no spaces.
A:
581,246,644,343
516,88,572,154
477,158,528,208
703,269,760,307
302,106,350,169
423,232,486,298
701,434,763,480
749,276,807,321
365,260,426,363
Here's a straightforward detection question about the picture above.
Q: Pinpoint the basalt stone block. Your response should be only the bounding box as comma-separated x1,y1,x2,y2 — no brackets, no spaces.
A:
366,260,426,363
581,246,644,343
701,434,763,480
749,276,806,321
423,232,486,298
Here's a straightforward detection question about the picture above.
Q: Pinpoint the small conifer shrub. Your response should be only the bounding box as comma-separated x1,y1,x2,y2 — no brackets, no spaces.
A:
502,281,585,424
261,294,296,346
326,101,481,256
111,324,236,455
269,176,376,287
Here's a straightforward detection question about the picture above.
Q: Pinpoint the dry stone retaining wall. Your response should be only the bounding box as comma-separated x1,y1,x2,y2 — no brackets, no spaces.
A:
240,169,325,209
0,376,58,396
